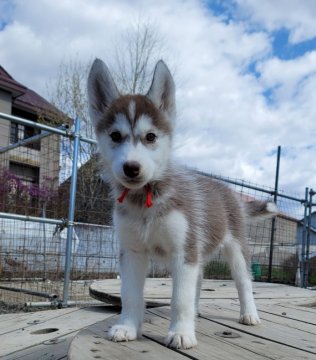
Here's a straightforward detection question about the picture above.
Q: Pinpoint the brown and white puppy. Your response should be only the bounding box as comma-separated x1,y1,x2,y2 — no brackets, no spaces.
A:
87,59,277,349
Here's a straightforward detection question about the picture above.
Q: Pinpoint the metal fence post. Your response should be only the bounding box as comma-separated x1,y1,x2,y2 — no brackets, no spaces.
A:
300,187,309,287
304,189,314,287
62,118,80,306
268,146,281,282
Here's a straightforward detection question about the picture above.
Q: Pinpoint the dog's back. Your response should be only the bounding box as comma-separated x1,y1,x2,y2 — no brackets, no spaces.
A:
131,165,276,264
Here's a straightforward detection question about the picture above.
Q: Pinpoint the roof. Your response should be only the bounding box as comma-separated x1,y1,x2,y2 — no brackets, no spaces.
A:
299,211,316,225
0,66,26,97
14,88,62,116
0,65,67,122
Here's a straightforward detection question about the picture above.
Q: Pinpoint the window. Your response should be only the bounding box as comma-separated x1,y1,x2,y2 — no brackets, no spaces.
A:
9,162,40,185
10,122,41,150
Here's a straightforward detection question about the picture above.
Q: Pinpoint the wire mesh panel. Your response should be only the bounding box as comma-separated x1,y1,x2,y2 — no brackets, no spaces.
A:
71,223,118,279
202,174,306,285
0,115,118,308
0,112,315,312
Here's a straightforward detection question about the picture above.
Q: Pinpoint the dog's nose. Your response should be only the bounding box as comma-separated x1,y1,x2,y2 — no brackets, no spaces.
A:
123,161,141,178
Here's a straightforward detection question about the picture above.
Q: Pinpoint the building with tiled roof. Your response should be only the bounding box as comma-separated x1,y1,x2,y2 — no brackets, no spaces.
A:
0,65,66,214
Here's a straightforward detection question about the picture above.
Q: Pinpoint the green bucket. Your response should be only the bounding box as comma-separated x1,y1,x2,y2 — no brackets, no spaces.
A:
251,263,262,280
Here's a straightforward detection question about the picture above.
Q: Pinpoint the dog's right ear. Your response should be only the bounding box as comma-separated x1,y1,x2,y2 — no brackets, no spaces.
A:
87,58,120,127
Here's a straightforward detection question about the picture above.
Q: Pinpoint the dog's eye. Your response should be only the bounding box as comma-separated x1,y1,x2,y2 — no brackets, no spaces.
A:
110,131,122,143
145,133,157,143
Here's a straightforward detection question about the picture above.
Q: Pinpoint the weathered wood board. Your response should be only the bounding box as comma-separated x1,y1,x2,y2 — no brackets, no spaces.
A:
1,280,315,359
69,279,316,360
0,305,119,359
90,278,316,305
69,303,316,360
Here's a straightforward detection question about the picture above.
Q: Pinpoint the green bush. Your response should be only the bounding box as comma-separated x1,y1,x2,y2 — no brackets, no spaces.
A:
204,261,231,279
203,254,316,287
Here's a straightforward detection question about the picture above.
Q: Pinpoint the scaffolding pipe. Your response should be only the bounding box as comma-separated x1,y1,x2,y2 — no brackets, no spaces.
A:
0,112,96,145
0,125,67,154
25,300,102,308
300,187,309,287
197,170,304,203
62,117,80,306
0,211,65,225
0,112,70,136
0,212,113,228
268,146,281,282
0,285,57,299
304,189,314,287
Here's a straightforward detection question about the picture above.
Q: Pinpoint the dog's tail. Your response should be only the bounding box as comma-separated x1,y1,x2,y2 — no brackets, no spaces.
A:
244,200,278,221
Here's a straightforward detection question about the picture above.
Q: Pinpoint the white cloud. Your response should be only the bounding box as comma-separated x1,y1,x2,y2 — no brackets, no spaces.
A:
235,0,316,43
0,0,315,196
259,51,316,86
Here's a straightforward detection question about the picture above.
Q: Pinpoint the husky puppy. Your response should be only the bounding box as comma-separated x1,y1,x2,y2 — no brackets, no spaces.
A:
87,59,277,349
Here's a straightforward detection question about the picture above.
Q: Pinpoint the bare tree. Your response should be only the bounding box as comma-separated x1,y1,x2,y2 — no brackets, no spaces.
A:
47,58,93,139
112,20,164,94
47,20,165,225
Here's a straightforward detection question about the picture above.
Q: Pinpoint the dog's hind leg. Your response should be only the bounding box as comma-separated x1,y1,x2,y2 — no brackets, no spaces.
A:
222,233,260,325
109,249,148,342
195,268,203,316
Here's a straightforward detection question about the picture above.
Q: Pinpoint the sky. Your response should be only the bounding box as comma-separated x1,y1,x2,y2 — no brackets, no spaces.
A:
0,0,316,197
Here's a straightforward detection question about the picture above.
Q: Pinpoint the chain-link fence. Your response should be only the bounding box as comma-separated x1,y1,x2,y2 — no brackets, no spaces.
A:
203,174,315,287
0,112,315,309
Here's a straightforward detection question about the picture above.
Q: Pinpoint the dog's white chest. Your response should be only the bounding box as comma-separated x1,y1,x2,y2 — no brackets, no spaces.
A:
114,208,188,258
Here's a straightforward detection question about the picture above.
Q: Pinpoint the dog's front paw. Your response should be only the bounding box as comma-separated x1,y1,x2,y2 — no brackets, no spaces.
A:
108,324,137,342
165,331,197,349
239,313,261,325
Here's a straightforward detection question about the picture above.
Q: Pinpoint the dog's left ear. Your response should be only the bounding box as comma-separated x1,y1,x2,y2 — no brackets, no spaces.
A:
146,60,176,123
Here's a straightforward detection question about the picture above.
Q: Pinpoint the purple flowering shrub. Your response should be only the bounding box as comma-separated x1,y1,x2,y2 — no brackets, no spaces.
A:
0,167,58,216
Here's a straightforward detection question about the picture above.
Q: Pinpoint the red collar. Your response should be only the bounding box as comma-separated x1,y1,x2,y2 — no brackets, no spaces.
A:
117,184,154,208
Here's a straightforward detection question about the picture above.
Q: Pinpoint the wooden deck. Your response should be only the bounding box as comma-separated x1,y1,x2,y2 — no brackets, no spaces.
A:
1,280,315,359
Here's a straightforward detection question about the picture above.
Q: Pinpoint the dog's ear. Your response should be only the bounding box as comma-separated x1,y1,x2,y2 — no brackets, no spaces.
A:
146,60,176,122
87,58,120,127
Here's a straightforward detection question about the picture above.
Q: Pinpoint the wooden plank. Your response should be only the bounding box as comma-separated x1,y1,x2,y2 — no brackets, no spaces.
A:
70,278,316,360
208,300,316,334
0,334,72,360
2,280,315,359
70,306,314,360
256,302,316,325
0,306,119,357
89,278,172,306
90,279,316,306
69,328,188,360
200,281,316,301
144,310,271,360
0,306,75,322
147,307,314,360
0,307,79,335
201,297,316,326
197,303,316,354
70,310,270,360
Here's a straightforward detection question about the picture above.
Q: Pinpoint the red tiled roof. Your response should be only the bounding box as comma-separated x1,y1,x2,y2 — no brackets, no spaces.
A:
14,88,62,116
0,66,26,97
0,65,66,121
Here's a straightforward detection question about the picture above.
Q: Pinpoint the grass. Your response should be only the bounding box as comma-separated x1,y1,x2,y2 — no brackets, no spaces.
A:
204,261,232,280
203,258,308,286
